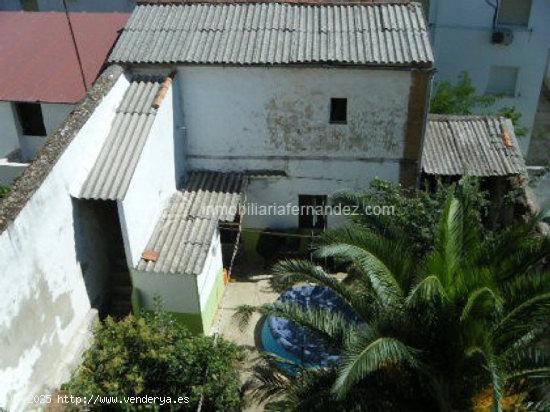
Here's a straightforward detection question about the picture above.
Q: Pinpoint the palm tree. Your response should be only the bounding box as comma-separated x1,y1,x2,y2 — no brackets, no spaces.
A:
236,186,550,411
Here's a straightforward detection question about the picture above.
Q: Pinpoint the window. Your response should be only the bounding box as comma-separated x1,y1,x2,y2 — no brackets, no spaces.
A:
298,195,327,229
486,66,519,97
330,98,347,124
498,0,532,26
15,103,47,136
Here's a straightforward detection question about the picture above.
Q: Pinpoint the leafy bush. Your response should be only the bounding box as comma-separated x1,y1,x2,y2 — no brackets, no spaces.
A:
62,311,244,411
332,177,489,257
430,71,495,115
430,71,527,136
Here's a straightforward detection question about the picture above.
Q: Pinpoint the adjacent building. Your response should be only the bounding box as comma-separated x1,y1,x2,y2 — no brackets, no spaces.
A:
423,0,550,155
0,11,129,184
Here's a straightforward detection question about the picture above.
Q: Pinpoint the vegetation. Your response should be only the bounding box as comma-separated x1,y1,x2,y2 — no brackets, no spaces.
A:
430,71,527,136
236,181,550,411
331,178,488,258
0,186,9,199
62,310,244,411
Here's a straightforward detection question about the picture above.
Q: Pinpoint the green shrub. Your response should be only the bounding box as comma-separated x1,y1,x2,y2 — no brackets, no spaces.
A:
62,311,244,411
430,71,527,136
0,186,9,199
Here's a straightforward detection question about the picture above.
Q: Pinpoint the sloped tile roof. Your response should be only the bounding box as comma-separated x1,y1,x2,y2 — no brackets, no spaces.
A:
422,115,526,177
0,12,129,103
79,76,163,200
137,171,246,275
109,2,433,66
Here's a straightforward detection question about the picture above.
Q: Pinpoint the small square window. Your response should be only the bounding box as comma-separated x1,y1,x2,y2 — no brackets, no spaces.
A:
330,98,347,124
15,103,47,136
486,66,519,97
498,0,532,26
298,195,327,229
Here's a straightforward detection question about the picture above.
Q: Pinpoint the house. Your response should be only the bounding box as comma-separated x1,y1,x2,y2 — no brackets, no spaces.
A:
0,11,129,184
100,0,435,330
0,1,530,409
0,2,435,408
421,0,550,155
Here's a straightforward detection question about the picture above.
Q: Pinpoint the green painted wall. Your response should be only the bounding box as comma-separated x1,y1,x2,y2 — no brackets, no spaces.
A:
200,267,225,333
132,266,226,335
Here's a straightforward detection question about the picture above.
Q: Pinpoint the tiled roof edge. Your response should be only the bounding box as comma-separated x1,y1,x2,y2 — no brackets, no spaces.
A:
0,64,125,233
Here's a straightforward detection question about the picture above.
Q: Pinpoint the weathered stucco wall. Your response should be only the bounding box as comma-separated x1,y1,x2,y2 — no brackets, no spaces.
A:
179,66,412,164
119,86,177,266
177,66,420,228
0,73,128,411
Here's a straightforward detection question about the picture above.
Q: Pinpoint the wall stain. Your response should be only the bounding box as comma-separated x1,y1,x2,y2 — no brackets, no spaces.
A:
264,98,403,157
1,272,74,408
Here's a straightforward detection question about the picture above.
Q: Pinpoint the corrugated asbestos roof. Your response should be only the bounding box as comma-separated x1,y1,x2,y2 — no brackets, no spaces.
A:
422,115,526,177
0,12,129,103
80,77,163,200
109,2,434,66
137,171,246,275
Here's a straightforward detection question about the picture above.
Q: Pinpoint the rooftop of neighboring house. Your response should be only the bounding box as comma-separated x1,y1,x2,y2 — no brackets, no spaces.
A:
0,11,130,104
109,0,433,67
422,114,526,177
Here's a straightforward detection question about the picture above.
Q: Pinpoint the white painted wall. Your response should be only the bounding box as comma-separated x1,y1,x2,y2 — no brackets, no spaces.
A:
177,66,410,228
0,74,129,411
426,0,550,153
131,270,200,314
118,87,177,266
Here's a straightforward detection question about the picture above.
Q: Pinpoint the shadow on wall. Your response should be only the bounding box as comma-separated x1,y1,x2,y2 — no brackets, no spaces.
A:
71,198,125,318
172,76,187,187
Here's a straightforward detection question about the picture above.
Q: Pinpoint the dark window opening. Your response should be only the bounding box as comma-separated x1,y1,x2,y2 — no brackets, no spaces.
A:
330,98,347,124
15,103,47,136
299,195,327,229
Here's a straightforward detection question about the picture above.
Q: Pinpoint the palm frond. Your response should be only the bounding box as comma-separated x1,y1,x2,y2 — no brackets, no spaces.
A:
503,347,550,381
466,346,504,412
233,301,354,346
332,335,420,399
435,191,464,288
316,243,404,310
460,287,503,323
493,293,550,350
315,225,417,291
406,275,448,308
271,259,372,319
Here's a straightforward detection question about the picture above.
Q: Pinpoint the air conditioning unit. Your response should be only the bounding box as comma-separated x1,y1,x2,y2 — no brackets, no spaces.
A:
491,28,514,45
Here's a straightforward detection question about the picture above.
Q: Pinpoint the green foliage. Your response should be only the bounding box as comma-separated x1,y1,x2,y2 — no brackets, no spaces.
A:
237,180,550,411
0,186,9,199
62,311,244,411
430,71,527,136
430,72,496,115
331,177,488,257
498,106,528,136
